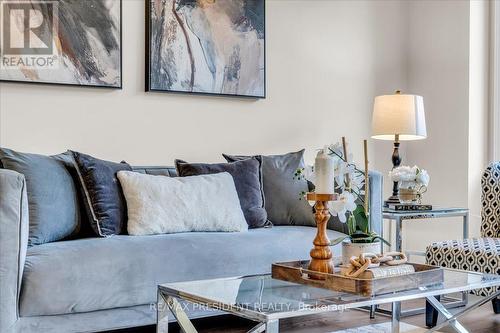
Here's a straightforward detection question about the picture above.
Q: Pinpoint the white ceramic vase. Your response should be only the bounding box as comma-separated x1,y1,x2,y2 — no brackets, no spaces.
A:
342,241,381,265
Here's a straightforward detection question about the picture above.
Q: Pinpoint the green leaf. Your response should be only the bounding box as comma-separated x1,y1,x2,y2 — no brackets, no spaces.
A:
347,214,356,235
351,237,374,243
353,204,369,234
371,235,391,247
329,235,351,246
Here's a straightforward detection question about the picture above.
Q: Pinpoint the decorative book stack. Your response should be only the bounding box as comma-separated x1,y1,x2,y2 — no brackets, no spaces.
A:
387,203,432,211
340,264,415,279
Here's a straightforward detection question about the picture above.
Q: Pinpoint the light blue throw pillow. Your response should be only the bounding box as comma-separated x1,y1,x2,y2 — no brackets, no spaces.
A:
0,148,81,245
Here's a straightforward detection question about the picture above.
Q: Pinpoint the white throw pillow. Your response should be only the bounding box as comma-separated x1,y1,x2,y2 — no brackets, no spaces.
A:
117,171,248,236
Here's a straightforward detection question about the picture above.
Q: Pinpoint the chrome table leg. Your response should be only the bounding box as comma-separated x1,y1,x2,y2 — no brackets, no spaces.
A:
165,295,198,333
265,319,279,333
157,291,169,333
426,295,474,333
426,291,500,333
391,301,401,333
395,217,402,253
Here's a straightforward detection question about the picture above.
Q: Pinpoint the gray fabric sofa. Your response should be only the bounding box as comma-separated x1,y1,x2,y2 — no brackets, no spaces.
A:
0,166,383,333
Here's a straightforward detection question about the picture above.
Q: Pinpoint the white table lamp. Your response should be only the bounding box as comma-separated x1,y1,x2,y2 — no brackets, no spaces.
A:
371,90,427,205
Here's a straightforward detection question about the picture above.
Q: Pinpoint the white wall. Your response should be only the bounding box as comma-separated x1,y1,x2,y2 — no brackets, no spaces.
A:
401,0,491,254
468,0,490,238
0,0,407,168
402,0,470,251
0,0,489,253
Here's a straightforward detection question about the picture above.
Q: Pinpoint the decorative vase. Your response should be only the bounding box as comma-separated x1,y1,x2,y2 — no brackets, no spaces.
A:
398,181,423,204
398,188,419,203
342,241,381,265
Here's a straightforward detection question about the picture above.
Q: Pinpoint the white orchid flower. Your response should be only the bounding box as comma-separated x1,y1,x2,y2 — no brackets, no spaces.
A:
350,172,365,193
329,191,357,223
328,143,344,157
335,160,349,188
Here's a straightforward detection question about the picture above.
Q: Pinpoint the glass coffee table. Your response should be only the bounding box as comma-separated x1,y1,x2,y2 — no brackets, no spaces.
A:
157,268,500,333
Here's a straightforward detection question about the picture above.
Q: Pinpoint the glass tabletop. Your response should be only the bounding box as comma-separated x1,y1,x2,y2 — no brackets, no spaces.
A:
159,269,500,321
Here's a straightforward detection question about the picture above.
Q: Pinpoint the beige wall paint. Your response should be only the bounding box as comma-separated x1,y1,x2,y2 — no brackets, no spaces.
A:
468,0,490,238
0,0,489,252
0,0,407,168
403,0,470,253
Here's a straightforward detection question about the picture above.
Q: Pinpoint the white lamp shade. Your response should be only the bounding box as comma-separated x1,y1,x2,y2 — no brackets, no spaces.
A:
371,94,427,141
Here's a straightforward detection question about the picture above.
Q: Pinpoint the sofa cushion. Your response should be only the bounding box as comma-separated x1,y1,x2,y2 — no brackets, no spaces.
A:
19,226,344,316
0,148,81,245
175,158,269,228
223,150,315,226
118,171,248,235
71,151,132,236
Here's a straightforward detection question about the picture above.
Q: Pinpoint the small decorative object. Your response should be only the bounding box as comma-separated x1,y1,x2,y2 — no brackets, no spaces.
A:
0,0,122,88
389,165,429,204
341,242,381,267
387,203,433,211
306,193,337,280
371,90,427,205
298,138,390,266
146,0,265,98
341,252,409,278
314,148,335,194
272,260,444,297
328,139,390,264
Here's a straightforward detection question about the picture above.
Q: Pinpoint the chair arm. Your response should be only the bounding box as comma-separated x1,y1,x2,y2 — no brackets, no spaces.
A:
481,162,500,238
0,169,29,332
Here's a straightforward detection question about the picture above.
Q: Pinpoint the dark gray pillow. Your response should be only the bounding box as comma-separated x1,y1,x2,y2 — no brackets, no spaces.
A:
223,150,315,226
0,148,81,246
71,151,132,236
175,158,269,228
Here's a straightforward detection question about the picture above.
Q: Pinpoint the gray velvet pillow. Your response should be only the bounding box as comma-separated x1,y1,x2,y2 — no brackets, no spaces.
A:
0,148,81,246
223,150,315,226
175,158,269,228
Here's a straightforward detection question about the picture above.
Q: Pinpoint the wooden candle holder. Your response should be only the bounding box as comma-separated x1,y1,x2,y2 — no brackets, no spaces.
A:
306,193,338,280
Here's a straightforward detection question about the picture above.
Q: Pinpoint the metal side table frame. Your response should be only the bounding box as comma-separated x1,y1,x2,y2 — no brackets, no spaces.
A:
371,208,470,318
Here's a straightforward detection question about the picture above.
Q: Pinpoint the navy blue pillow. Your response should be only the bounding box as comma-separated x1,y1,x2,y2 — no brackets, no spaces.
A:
175,158,270,228
71,151,132,236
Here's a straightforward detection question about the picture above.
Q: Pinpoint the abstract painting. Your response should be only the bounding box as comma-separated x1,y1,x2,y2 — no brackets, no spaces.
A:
146,0,265,98
0,0,122,88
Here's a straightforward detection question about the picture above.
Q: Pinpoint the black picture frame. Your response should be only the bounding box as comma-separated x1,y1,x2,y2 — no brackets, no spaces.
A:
0,0,123,89
145,0,266,99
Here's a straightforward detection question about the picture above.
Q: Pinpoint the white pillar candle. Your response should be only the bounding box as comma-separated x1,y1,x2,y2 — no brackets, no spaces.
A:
314,148,335,194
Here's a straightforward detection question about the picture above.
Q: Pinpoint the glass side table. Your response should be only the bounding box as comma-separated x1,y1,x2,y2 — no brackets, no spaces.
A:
376,207,470,318
383,207,469,255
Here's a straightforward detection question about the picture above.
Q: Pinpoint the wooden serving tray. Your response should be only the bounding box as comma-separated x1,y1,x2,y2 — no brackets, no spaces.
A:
272,260,444,297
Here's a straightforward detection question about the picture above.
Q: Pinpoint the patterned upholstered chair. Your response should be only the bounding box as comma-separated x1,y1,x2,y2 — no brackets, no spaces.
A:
425,162,500,325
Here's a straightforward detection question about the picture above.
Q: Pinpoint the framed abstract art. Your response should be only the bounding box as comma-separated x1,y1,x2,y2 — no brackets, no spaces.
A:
146,0,265,98
0,0,122,88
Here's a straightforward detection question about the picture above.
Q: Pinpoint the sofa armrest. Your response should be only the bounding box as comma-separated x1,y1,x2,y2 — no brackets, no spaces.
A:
0,169,29,332
368,171,383,236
